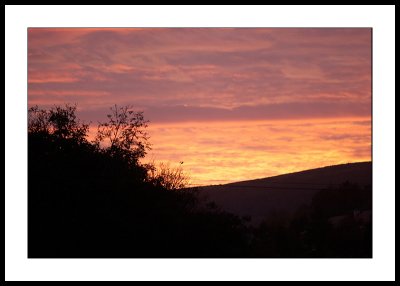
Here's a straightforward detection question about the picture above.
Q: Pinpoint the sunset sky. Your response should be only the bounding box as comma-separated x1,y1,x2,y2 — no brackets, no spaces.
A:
28,28,371,186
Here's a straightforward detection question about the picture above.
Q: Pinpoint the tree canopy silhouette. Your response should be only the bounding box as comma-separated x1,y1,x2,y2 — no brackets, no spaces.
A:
94,104,150,163
28,104,250,258
28,104,371,258
29,104,89,143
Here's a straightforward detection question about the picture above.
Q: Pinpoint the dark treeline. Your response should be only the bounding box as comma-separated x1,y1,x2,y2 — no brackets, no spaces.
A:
249,181,372,258
28,104,372,258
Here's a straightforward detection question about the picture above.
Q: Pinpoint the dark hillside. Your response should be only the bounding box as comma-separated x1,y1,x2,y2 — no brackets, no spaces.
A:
199,162,372,224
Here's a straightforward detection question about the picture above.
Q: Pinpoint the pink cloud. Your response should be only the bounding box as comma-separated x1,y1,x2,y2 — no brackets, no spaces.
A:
28,28,371,183
28,28,371,115
28,75,80,83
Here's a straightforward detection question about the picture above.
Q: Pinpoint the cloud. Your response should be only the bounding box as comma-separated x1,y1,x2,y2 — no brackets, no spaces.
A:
144,118,371,185
142,101,371,123
28,28,372,185
28,28,371,115
320,134,369,142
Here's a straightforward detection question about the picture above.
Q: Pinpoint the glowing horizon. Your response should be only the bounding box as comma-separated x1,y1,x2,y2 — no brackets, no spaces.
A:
28,28,371,185
143,117,371,186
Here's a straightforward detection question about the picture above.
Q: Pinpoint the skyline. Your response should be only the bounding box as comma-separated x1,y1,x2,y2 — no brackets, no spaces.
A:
28,28,372,185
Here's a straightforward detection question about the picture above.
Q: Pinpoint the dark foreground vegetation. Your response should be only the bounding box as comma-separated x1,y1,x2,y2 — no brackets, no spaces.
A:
28,104,372,258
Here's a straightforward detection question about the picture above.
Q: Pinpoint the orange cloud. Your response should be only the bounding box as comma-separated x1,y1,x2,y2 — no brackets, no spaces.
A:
28,75,80,83
29,90,109,97
143,118,371,186
28,28,371,185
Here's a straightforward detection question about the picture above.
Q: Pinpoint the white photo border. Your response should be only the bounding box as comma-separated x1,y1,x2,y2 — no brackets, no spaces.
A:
5,5,395,281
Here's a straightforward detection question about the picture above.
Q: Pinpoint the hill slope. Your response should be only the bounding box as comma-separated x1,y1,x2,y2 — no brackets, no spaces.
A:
199,162,372,224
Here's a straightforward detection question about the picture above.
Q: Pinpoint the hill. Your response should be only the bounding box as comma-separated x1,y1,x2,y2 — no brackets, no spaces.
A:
198,162,372,224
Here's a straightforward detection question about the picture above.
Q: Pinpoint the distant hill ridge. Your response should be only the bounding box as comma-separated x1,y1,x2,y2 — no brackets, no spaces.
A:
211,161,372,188
199,162,372,224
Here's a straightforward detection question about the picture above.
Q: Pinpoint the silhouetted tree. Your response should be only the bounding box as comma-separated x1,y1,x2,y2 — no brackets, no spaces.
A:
28,105,50,134
29,104,89,144
94,104,150,162
146,161,190,190
28,103,251,258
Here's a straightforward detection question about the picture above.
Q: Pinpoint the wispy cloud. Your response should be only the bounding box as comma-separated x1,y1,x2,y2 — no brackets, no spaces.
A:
28,28,371,113
144,118,371,185
28,28,371,184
